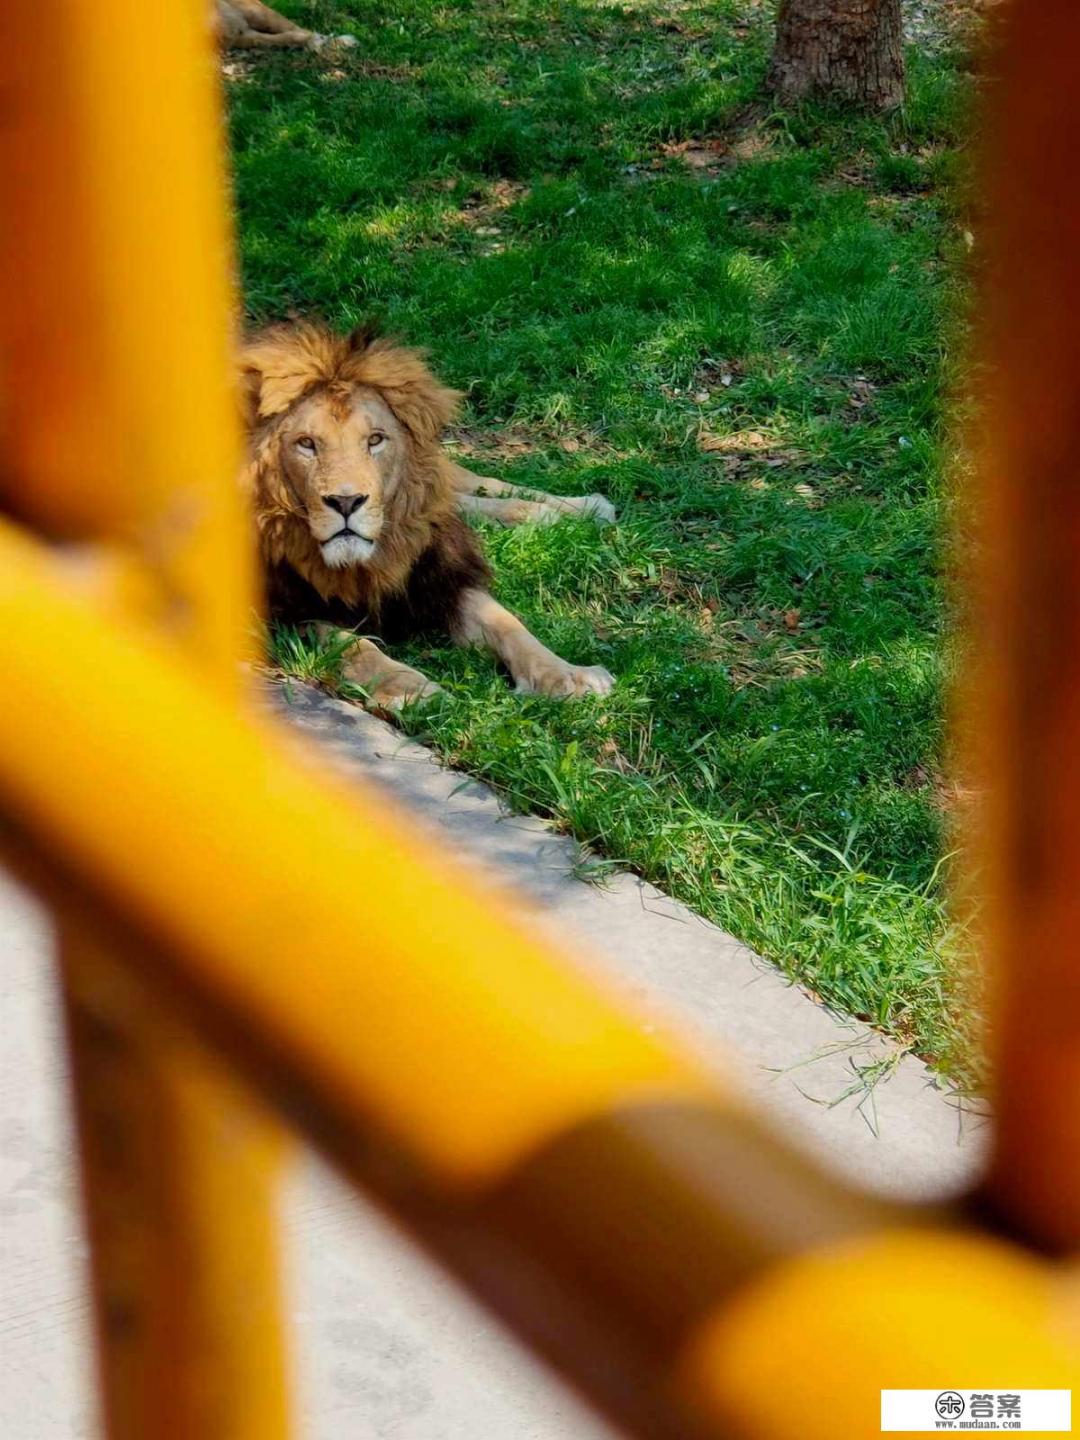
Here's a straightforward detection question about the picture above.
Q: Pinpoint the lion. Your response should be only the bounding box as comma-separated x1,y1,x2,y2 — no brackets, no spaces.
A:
241,322,615,710
214,0,314,49
213,0,357,50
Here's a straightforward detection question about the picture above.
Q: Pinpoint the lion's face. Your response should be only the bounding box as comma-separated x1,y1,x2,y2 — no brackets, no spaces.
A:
242,323,461,597
277,386,405,569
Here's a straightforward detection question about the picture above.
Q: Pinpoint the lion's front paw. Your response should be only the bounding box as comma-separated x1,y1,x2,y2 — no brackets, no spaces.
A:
515,661,614,699
579,493,618,526
553,494,617,526
375,678,445,714
360,663,444,715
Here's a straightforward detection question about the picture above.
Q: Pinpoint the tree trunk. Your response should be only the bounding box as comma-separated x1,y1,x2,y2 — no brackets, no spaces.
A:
767,0,905,110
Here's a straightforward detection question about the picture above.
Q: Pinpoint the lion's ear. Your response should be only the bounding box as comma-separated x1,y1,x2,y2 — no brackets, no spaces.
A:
356,338,461,446
238,325,334,425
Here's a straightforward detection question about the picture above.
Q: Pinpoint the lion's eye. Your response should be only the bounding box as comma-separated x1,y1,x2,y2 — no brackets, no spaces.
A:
295,436,317,455
368,431,386,450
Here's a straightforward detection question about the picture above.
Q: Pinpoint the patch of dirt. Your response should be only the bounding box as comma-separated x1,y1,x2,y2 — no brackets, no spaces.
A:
659,137,732,175
694,358,742,392
439,180,529,253
698,427,774,454
625,113,775,184
444,426,538,460
903,0,1001,52
444,425,614,462
709,610,825,688
829,149,877,189
352,59,420,80
698,428,810,474
900,763,977,815
221,58,255,83
443,178,529,227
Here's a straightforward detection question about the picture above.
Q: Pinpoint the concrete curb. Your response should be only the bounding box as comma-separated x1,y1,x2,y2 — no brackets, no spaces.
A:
270,679,988,1203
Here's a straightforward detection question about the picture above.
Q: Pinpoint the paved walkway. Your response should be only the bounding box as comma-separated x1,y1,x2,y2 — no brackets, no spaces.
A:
0,681,988,1438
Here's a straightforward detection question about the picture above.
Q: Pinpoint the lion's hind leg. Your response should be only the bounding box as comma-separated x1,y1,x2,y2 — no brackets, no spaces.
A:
313,625,443,714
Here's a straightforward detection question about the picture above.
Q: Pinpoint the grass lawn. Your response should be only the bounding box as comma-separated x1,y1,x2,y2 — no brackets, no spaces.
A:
228,0,981,1081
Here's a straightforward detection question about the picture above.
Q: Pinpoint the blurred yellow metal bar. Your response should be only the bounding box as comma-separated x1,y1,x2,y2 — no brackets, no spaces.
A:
675,1231,1079,1440
0,0,1076,1434
0,519,1077,1438
0,4,287,1438
0,0,251,662
60,933,290,1440
977,0,1080,1254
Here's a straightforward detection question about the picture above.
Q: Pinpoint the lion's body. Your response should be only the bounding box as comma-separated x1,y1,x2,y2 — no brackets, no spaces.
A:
241,322,614,708
244,324,485,631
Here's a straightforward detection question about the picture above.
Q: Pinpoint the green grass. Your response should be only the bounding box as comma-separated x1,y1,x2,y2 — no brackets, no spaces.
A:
229,0,982,1081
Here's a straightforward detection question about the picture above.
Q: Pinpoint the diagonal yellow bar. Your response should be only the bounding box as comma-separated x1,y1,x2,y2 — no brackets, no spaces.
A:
0,521,715,1191
0,519,1076,1439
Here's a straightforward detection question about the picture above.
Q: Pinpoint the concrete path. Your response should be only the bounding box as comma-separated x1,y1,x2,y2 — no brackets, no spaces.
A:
0,681,989,1439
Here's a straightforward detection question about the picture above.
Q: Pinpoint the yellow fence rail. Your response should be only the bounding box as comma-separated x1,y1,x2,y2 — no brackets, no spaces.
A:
0,3,1077,1439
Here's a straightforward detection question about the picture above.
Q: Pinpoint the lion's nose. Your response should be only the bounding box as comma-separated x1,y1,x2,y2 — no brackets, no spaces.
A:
324,492,368,518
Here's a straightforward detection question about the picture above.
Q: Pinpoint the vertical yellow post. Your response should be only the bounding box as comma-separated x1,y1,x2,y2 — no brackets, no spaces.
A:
0,4,290,1437
977,0,1080,1252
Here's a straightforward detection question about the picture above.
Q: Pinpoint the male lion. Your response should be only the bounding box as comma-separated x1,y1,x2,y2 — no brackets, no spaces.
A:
214,0,356,50
242,322,615,709
214,0,314,49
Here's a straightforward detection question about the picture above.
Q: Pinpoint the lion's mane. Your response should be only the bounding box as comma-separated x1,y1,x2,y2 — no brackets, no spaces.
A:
240,322,463,614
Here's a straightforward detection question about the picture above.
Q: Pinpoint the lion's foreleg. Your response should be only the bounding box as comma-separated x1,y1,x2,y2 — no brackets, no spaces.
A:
457,493,563,527
312,625,442,712
235,0,309,32
452,589,613,698
447,463,518,498
227,25,313,46
448,462,617,527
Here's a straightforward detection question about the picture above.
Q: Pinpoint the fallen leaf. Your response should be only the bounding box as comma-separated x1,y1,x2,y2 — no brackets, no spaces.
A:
783,609,801,632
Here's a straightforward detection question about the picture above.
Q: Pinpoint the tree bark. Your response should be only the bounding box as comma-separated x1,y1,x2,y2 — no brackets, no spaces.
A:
767,0,905,111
